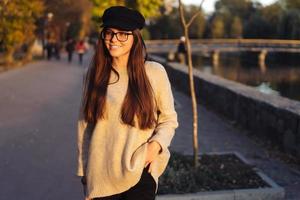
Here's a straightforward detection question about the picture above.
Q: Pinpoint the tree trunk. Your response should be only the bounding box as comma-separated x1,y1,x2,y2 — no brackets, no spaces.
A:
4,47,15,66
79,11,91,39
178,0,200,168
23,40,35,62
185,28,199,168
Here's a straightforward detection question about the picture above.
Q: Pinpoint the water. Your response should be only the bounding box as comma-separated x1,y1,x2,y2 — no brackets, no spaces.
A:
194,53,300,102
155,52,300,102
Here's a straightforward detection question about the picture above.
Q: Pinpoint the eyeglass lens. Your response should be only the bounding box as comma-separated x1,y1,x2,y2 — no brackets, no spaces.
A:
102,30,130,42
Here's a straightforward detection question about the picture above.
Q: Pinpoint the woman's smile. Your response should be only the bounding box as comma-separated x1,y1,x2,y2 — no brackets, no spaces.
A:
108,44,122,50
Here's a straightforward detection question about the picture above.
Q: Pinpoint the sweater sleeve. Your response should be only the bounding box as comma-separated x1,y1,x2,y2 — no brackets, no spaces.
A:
76,115,92,177
148,64,178,154
76,72,92,177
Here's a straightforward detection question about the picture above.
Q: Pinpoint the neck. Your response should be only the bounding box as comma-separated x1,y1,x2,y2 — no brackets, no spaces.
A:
112,54,129,71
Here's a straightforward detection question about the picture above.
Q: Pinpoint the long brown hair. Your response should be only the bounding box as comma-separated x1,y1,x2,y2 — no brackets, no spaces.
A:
81,29,157,130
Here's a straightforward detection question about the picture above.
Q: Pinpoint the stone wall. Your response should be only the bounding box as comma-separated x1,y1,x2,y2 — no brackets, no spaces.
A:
150,55,300,159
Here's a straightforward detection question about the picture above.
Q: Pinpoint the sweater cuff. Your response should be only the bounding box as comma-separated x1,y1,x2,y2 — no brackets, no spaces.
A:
148,128,174,155
76,167,85,177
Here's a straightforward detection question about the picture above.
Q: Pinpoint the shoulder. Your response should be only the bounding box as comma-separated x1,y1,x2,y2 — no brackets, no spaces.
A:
145,61,167,76
144,61,171,94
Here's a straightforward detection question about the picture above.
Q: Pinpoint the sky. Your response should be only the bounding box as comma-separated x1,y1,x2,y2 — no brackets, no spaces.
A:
181,0,278,13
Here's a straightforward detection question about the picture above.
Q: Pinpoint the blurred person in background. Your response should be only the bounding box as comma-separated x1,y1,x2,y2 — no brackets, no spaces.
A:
65,38,76,63
76,39,88,65
176,36,187,64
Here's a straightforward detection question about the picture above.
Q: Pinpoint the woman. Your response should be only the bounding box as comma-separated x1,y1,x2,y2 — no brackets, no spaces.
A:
76,6,178,200
76,39,88,65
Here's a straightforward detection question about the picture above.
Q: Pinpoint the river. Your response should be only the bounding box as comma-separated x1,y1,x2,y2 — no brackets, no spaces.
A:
155,52,300,102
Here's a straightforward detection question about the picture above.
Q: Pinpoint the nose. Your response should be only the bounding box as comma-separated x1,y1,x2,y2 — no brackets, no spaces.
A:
110,33,118,42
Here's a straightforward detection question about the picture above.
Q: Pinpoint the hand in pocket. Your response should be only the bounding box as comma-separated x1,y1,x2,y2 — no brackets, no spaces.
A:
144,141,162,172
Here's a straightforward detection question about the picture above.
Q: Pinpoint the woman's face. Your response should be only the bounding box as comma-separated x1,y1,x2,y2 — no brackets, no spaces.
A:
102,28,134,59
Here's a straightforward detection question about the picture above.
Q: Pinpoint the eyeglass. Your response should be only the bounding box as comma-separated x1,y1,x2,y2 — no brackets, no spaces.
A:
101,29,133,42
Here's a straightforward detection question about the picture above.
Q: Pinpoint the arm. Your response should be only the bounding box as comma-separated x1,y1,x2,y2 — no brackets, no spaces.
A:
148,65,179,154
77,72,92,177
77,117,92,177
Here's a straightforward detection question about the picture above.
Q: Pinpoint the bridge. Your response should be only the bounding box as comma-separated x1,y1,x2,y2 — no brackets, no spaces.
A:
145,39,300,68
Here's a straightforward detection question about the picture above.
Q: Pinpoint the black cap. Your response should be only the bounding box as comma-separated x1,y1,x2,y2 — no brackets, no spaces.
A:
101,6,145,31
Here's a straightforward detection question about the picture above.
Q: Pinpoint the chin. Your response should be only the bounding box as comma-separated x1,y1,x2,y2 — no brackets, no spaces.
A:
109,51,129,58
109,51,121,57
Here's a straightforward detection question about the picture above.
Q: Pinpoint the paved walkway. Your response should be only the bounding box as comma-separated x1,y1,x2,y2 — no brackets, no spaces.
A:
0,53,299,200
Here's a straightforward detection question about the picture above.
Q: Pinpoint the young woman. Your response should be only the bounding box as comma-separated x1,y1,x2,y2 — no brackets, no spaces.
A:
76,6,178,200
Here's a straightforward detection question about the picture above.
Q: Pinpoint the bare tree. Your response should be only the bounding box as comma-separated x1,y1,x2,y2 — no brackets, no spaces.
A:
178,0,205,168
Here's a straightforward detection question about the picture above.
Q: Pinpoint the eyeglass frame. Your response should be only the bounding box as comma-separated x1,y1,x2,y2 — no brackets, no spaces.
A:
101,29,133,42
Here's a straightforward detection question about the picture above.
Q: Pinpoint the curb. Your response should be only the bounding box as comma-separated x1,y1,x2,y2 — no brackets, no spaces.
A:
156,152,285,200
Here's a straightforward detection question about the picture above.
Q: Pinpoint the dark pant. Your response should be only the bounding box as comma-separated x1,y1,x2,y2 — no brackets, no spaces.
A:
93,166,156,200
67,51,73,62
78,53,83,65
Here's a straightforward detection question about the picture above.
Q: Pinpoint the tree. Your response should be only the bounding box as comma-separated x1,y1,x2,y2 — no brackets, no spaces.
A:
43,0,93,40
0,0,44,65
130,0,163,18
277,0,300,40
147,4,206,39
260,2,283,38
211,16,225,38
212,0,261,38
90,0,163,22
187,5,206,38
280,0,300,10
230,16,243,38
244,13,271,38
148,9,182,39
178,0,205,168
277,9,300,40
89,0,124,28
215,0,258,21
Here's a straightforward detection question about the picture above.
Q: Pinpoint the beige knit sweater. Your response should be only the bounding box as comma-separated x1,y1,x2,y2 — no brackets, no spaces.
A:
76,61,178,199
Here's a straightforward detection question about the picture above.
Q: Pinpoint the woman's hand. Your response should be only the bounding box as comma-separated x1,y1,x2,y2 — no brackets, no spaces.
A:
144,141,162,173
